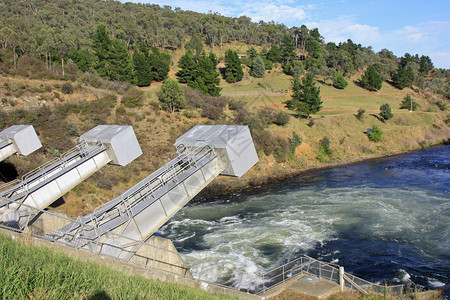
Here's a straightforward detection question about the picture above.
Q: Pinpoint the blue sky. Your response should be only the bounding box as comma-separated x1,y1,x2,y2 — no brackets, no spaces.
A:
126,0,450,68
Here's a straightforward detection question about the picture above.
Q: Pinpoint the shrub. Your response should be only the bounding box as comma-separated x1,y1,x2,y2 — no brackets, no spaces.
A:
436,100,447,111
317,137,332,162
356,108,366,120
368,125,383,142
360,65,382,91
159,79,185,113
201,96,227,120
319,136,331,156
244,111,268,131
290,132,302,153
63,122,80,137
122,87,144,108
273,110,290,126
228,99,245,111
379,103,393,121
333,72,348,89
307,119,315,127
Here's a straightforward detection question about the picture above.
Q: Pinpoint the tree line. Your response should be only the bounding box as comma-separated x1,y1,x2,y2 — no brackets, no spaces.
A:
0,0,448,99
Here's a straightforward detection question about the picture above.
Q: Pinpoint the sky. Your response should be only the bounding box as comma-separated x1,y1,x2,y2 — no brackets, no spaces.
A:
125,0,450,69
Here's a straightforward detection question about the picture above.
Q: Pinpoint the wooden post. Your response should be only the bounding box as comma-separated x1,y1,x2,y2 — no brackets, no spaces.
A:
339,266,345,292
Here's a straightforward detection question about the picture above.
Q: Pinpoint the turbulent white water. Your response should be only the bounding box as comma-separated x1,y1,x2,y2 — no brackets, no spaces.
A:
159,146,450,292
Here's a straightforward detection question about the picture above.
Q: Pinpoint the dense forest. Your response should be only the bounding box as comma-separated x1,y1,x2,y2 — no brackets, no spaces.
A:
0,0,449,99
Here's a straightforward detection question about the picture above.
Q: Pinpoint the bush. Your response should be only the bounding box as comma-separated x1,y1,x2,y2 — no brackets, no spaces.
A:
436,100,447,111
333,72,348,89
228,99,246,111
159,79,185,113
290,132,302,153
201,96,227,120
273,110,290,126
244,111,268,131
258,108,290,127
368,125,383,142
122,87,144,108
63,122,80,136
317,137,332,162
360,65,382,91
379,103,393,121
356,108,366,120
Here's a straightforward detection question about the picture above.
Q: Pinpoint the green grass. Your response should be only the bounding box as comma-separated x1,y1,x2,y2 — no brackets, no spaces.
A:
0,233,235,300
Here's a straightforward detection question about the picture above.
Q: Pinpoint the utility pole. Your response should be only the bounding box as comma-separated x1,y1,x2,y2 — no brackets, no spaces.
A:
410,94,413,112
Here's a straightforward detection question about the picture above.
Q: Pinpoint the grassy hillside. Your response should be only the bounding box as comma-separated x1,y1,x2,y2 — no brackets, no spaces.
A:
0,232,235,299
0,61,449,217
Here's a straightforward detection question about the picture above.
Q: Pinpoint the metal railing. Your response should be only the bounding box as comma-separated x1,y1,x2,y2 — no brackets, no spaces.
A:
0,198,193,278
59,143,218,243
0,140,105,200
0,199,422,298
255,255,407,296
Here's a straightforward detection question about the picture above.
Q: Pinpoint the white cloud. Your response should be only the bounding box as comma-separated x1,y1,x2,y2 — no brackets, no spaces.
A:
306,16,450,68
306,16,381,46
125,1,450,68
239,2,308,24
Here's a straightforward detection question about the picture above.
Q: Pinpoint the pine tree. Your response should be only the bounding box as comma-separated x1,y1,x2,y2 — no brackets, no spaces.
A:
284,73,322,118
224,49,243,83
133,43,152,86
92,24,133,83
107,39,133,82
392,65,414,89
178,51,221,96
361,65,382,91
195,52,221,96
250,55,265,78
92,24,111,78
280,35,295,62
176,50,196,83
419,55,433,74
266,45,281,63
149,47,170,82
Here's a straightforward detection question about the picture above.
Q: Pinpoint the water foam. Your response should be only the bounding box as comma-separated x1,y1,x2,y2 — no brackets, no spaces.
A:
160,147,450,289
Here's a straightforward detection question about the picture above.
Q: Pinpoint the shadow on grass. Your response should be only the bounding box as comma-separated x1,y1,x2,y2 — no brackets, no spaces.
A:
317,79,333,87
88,291,112,300
369,114,384,122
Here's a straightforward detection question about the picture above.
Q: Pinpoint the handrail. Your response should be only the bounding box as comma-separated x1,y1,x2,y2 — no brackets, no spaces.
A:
256,255,407,295
0,197,192,278
0,141,105,199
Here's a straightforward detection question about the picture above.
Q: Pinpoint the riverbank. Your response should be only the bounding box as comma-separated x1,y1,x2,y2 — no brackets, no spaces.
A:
195,138,450,202
1,74,449,219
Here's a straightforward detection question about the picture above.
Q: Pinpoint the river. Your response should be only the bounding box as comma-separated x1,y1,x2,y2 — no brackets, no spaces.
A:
159,145,449,293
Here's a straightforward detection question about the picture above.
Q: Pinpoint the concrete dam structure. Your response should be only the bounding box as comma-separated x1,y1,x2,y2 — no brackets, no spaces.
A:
48,125,258,259
0,125,142,227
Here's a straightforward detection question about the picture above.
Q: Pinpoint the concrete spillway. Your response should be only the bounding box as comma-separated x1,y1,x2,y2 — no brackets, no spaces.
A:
49,125,258,259
0,125,42,162
0,125,142,227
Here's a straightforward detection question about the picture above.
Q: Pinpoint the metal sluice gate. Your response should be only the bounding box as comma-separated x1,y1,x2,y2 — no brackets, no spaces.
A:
0,125,142,227
47,125,259,258
0,125,42,162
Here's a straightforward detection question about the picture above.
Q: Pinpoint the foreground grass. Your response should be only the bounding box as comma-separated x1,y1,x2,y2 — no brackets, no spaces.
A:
0,233,235,300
